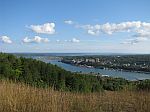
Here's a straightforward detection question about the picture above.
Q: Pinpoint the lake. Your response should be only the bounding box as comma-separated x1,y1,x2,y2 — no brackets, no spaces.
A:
49,60,150,81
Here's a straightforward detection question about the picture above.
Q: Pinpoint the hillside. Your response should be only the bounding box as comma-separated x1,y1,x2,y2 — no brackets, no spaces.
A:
0,53,131,92
0,53,150,112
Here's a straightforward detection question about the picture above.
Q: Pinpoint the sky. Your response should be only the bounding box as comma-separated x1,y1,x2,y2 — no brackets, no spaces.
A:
0,0,150,53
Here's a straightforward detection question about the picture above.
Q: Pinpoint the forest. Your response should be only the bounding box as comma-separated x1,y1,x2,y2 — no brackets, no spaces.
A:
0,53,150,92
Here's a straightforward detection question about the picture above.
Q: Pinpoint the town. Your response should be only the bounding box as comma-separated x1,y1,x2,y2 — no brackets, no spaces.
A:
61,55,150,72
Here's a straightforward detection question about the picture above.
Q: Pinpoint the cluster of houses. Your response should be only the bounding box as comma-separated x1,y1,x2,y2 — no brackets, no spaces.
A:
69,58,148,68
71,58,100,64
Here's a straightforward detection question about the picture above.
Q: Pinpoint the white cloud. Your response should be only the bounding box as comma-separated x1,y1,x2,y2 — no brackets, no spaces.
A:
66,21,150,44
23,36,49,43
142,22,150,29
56,38,80,43
70,21,150,36
29,23,55,34
71,38,80,43
0,36,12,44
121,37,148,44
64,20,74,25
87,30,99,36
134,29,150,38
124,28,150,44
79,21,144,35
56,39,60,42
64,40,68,42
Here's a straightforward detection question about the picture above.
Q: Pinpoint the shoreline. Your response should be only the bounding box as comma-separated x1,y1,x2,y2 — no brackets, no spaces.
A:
61,61,150,75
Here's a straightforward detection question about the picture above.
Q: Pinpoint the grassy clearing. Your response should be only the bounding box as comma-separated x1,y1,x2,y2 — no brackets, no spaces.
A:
0,80,149,112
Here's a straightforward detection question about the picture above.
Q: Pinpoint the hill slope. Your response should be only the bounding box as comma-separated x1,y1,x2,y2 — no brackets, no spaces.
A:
1,53,136,92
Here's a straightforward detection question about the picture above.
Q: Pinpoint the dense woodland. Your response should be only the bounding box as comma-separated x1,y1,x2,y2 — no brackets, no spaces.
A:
0,53,150,92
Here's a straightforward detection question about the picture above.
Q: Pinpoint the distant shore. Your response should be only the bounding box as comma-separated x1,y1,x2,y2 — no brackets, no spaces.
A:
61,61,150,75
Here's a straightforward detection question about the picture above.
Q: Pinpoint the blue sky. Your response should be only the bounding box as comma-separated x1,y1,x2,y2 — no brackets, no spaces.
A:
0,0,150,53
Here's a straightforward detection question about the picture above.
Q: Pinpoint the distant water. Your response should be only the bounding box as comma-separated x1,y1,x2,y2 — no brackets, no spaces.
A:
49,60,150,81
14,53,150,81
13,53,135,57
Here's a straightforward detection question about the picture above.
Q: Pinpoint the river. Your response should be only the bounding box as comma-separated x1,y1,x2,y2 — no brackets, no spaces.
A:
49,60,150,81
